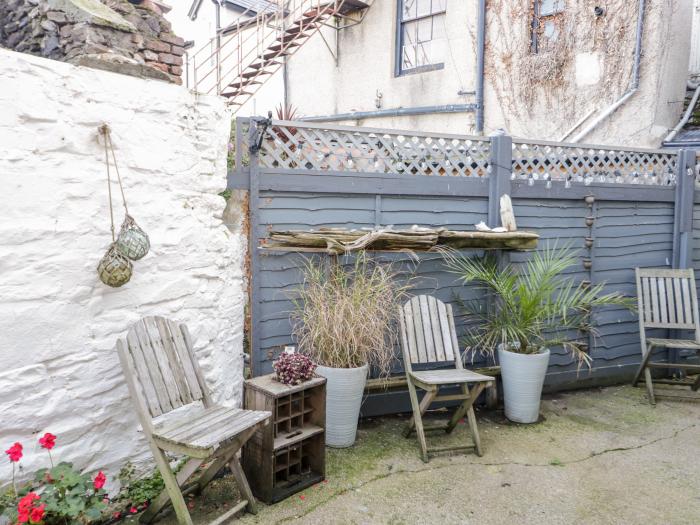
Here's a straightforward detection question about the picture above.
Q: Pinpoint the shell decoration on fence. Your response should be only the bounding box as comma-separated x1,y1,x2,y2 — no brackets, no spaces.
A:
117,214,150,260
97,243,133,288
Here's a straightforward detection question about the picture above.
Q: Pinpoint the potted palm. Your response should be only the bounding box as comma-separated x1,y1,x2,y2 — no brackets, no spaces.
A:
443,246,633,423
291,253,409,447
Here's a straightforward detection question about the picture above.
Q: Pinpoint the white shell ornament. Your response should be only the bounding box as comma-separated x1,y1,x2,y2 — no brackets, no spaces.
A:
97,243,133,288
116,214,150,260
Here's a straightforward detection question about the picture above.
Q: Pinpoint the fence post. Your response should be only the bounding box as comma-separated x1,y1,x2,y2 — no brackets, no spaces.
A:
248,118,262,378
488,133,513,229
672,149,696,270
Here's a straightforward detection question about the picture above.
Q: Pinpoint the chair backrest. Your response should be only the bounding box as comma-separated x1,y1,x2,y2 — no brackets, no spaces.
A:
635,268,700,335
117,316,213,425
398,295,461,370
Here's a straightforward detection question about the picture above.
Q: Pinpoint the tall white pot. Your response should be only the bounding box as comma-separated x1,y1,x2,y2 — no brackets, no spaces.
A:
497,345,550,424
316,364,368,447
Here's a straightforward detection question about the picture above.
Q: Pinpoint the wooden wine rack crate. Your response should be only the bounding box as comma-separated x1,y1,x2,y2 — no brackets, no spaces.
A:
242,374,326,503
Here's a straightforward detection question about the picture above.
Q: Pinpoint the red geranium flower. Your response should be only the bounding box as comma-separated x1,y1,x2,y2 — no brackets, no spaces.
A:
130,506,138,514
17,493,41,523
5,442,22,462
38,433,56,450
93,471,106,490
29,503,46,524
112,511,121,519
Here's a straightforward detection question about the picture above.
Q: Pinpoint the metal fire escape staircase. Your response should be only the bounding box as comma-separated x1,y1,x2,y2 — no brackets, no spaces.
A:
189,0,371,110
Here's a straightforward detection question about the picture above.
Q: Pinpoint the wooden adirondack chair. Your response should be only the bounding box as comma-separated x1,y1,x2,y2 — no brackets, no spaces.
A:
398,295,495,462
117,316,271,525
634,268,700,404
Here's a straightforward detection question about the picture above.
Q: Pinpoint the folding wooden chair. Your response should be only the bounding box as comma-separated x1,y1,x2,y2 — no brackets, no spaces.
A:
117,316,271,525
398,295,494,462
634,268,700,404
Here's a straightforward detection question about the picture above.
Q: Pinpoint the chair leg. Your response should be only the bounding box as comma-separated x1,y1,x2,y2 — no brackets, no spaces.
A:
466,406,483,457
197,455,229,493
146,446,193,525
446,382,486,433
692,373,700,392
405,380,430,462
633,343,654,386
229,455,257,515
404,386,436,437
644,367,656,405
141,458,202,523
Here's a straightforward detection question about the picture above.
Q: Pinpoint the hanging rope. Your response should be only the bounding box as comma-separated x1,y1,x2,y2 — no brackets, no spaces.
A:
97,123,150,287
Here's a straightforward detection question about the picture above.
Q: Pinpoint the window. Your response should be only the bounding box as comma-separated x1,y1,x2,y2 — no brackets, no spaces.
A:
531,0,565,53
396,0,447,75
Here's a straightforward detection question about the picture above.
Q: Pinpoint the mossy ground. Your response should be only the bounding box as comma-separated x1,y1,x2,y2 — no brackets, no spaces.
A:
152,385,700,524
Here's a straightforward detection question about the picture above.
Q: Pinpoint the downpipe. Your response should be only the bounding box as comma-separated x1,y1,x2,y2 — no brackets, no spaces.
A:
664,84,700,143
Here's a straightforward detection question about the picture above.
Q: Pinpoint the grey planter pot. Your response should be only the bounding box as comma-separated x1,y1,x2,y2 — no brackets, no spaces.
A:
497,345,550,424
316,364,368,447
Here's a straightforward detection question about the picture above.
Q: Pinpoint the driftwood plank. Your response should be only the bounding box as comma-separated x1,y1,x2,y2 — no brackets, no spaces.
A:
265,227,539,253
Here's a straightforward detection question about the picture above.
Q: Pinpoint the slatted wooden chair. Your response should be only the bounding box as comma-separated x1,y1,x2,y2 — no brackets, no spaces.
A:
398,295,495,462
634,268,700,404
117,316,271,525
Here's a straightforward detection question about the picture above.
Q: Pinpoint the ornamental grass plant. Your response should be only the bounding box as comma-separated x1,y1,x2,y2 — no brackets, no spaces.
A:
291,252,411,379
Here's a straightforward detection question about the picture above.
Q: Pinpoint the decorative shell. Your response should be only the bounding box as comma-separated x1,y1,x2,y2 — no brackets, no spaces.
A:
97,243,133,288
116,214,150,261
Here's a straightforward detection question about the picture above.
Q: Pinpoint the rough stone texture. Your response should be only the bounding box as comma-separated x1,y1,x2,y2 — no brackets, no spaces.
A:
0,0,184,83
0,49,241,488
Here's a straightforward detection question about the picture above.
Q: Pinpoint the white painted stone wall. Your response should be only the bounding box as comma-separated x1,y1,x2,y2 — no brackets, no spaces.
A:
0,49,243,488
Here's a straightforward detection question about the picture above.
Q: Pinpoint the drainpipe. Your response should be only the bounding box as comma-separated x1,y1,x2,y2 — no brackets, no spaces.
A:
213,0,222,94
570,0,646,143
475,0,486,134
665,84,700,143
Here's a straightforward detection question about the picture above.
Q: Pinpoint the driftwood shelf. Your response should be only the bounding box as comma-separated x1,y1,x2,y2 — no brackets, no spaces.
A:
263,227,539,254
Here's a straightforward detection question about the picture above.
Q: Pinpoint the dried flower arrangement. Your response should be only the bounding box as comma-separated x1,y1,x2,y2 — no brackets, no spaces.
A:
272,353,317,386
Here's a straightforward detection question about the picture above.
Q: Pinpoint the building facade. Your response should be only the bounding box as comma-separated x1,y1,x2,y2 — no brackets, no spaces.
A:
283,0,694,147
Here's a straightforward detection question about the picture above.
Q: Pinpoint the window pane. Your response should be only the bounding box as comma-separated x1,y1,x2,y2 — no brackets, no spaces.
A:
543,19,559,42
402,20,417,45
416,17,432,43
432,0,447,13
539,0,564,16
399,12,446,71
416,0,432,18
402,0,417,21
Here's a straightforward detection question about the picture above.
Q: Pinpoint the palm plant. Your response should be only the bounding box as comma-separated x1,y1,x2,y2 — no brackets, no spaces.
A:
441,246,634,368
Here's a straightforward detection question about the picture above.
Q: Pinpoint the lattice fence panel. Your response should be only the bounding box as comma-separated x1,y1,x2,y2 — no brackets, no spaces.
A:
257,122,492,177
512,141,678,187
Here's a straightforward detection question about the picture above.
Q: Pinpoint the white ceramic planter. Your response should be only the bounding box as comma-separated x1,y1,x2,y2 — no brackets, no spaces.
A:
316,364,368,447
497,345,550,424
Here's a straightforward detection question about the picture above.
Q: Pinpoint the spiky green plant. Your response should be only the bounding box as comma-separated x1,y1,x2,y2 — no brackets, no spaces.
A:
441,246,634,368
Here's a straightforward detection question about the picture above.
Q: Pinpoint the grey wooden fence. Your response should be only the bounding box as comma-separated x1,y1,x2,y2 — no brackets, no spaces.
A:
229,116,699,415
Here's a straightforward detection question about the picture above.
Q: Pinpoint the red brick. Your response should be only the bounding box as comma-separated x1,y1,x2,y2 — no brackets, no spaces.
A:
170,45,184,56
158,52,182,66
160,33,184,47
169,65,182,76
144,38,169,53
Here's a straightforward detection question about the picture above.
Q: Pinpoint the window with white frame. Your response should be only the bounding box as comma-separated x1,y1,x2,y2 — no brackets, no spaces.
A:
397,0,447,75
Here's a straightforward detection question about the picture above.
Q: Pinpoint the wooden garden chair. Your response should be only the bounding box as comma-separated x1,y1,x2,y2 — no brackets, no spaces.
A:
117,316,271,525
398,295,494,462
634,268,700,404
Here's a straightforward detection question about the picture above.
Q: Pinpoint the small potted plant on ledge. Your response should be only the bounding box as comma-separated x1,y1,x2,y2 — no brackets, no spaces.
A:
292,252,409,447
443,246,633,424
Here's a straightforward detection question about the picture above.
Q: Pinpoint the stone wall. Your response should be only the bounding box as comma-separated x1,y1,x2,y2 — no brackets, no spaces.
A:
0,48,243,488
0,0,185,83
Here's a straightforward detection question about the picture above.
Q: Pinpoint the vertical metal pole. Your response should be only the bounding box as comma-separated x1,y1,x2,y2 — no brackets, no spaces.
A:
475,0,486,134
488,133,512,229
248,120,262,377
